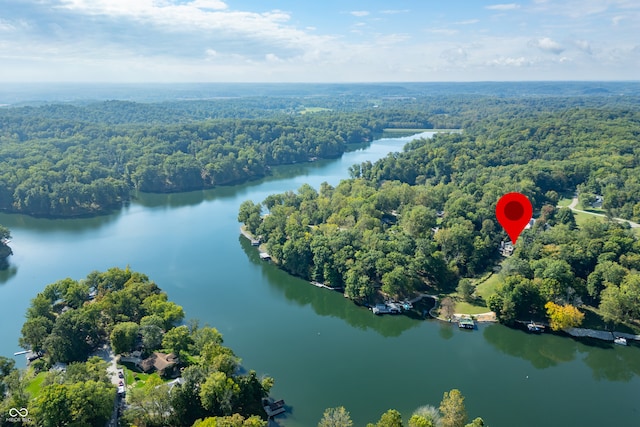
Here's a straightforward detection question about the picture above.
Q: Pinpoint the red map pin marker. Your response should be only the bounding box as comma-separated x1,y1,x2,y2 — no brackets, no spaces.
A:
496,192,532,244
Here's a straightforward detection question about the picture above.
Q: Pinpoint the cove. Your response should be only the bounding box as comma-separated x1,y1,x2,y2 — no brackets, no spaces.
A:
0,132,639,427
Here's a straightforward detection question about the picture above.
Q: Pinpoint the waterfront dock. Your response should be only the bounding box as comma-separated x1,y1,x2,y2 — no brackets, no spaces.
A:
458,316,475,329
262,398,286,417
310,281,341,291
259,252,271,261
564,328,640,342
239,226,260,244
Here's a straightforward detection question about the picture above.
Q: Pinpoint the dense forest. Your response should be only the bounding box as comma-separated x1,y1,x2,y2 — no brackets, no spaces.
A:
2,94,640,217
239,105,640,331
2,268,274,427
0,106,380,216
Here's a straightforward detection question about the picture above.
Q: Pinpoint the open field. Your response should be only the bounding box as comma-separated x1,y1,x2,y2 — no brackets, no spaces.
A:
25,371,47,398
299,107,331,114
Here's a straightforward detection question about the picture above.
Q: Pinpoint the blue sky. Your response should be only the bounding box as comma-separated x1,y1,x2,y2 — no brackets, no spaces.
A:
1,0,639,82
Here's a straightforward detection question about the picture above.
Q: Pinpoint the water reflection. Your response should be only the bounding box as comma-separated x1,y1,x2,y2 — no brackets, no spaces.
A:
240,237,420,337
484,324,578,369
0,210,121,235
0,263,17,284
131,153,366,211
583,345,640,382
438,322,455,340
484,324,640,381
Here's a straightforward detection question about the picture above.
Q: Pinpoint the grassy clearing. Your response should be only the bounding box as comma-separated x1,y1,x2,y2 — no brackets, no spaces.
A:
573,210,601,227
299,107,331,114
454,301,490,314
25,371,47,398
119,364,169,389
557,197,573,207
451,261,507,314
476,271,501,300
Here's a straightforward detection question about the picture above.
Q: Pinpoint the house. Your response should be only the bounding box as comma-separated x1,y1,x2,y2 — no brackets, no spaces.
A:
592,195,603,208
139,352,180,377
500,241,514,256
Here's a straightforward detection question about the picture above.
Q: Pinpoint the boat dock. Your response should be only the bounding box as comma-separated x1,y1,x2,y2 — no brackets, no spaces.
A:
239,227,261,245
310,281,341,291
458,316,475,329
564,328,640,342
259,252,271,261
262,398,286,417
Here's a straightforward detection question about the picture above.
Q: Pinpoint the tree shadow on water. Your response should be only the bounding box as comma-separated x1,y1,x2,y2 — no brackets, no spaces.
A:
0,262,17,284
484,323,640,382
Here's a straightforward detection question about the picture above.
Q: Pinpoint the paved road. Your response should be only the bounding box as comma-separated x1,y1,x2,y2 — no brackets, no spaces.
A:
566,196,640,228
92,344,121,427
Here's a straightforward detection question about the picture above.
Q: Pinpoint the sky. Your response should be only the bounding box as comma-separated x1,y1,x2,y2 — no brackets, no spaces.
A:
1,0,639,82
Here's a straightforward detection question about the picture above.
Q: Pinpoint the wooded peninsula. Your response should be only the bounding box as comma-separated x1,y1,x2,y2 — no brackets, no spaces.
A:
238,97,640,335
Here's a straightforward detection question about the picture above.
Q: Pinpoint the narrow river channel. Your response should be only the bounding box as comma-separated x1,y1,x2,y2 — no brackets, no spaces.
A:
1,132,639,427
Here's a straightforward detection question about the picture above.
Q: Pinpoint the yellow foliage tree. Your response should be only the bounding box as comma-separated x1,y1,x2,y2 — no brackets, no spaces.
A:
545,301,584,331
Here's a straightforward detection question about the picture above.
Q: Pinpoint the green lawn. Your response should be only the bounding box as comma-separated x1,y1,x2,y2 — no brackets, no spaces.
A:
119,364,170,389
573,209,601,227
557,197,573,207
452,265,504,314
454,301,490,314
476,271,501,300
25,371,47,398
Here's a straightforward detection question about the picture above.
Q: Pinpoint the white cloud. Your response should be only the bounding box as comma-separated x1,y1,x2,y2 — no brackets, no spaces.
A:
485,3,520,11
349,11,369,17
612,15,624,25
188,0,228,10
530,37,564,54
454,19,480,25
573,39,592,54
440,47,468,64
488,56,530,66
380,10,410,15
428,28,459,36
265,53,282,62
529,0,640,18
1,0,638,82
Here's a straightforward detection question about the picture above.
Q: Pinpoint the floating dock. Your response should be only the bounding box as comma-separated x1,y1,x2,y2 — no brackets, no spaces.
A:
458,317,475,329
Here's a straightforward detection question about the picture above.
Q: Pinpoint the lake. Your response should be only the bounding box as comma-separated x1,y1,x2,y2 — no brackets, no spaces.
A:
1,132,639,427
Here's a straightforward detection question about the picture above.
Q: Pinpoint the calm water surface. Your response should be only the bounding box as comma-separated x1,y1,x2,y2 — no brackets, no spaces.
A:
1,133,639,427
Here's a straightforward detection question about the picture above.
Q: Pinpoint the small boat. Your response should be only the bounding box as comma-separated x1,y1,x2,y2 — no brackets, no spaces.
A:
527,321,545,333
614,337,627,346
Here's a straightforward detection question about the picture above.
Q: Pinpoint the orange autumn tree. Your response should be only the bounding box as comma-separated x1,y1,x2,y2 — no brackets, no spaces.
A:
545,301,585,331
